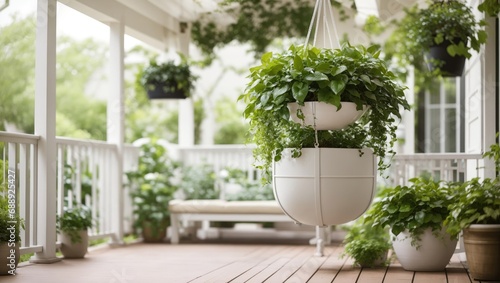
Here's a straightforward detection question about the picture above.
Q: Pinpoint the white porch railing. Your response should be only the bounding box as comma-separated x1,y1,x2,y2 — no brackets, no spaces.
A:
0,131,139,256
387,153,485,186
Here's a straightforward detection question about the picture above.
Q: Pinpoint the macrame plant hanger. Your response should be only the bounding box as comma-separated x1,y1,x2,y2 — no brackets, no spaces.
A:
303,0,341,257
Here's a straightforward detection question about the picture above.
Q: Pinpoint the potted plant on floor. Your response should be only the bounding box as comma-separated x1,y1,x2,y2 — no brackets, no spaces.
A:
140,56,197,100
364,178,458,271
56,205,93,259
126,140,180,243
401,0,487,77
240,43,409,226
342,219,391,268
444,142,500,281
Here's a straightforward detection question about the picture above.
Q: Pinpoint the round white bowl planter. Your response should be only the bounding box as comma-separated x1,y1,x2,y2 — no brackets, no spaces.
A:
273,148,377,226
288,101,369,130
60,230,89,259
392,227,457,271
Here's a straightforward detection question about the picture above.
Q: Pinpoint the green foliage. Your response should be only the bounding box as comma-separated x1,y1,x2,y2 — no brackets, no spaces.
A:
444,141,500,237
180,164,218,200
56,205,93,244
391,1,486,77
214,96,249,144
0,14,36,133
239,43,409,180
478,0,500,17
140,59,197,97
126,140,180,237
364,178,457,247
221,168,274,201
342,220,391,267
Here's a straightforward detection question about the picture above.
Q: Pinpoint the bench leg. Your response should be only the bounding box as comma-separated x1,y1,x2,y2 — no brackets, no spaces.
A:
170,213,180,244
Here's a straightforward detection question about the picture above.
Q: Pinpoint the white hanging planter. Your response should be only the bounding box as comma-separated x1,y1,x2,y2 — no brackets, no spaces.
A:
272,148,376,226
288,102,369,130
392,227,458,271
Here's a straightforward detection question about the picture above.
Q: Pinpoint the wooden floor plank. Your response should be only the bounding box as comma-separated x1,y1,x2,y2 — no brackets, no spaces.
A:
284,251,329,282
262,245,317,283
246,246,308,283
231,245,297,283
307,246,346,283
413,271,447,283
190,245,278,283
382,262,414,283
446,254,472,283
331,257,362,283
357,267,388,283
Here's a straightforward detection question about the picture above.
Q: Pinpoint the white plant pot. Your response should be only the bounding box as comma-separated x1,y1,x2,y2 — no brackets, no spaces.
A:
392,227,457,271
288,101,369,130
273,148,376,226
60,230,89,259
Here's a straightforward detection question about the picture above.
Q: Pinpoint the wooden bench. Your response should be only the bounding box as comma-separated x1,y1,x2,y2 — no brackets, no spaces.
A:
168,199,297,244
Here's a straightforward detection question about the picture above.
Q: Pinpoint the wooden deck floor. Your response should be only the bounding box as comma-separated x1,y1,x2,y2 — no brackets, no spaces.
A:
3,240,476,283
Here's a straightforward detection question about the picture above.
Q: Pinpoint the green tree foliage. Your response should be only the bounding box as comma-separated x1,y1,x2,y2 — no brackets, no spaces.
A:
0,14,36,133
0,14,107,139
214,95,248,144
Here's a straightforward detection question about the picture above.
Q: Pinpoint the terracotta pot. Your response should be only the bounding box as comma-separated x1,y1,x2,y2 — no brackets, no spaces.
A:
392,227,457,271
142,221,167,243
0,242,19,275
463,224,500,281
60,230,89,259
273,148,376,226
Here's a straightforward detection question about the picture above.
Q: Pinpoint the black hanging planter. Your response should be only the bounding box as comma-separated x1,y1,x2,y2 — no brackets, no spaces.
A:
425,39,466,77
147,83,187,100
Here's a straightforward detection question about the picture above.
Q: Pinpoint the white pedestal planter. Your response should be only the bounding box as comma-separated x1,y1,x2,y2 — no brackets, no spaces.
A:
273,148,377,226
392,227,457,271
288,102,369,130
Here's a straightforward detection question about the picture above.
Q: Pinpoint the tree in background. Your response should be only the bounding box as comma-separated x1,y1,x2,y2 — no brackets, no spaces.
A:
0,14,107,139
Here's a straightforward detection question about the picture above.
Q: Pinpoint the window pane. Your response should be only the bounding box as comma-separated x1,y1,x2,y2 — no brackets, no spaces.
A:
430,109,441,152
445,109,457,152
429,80,441,104
444,78,457,104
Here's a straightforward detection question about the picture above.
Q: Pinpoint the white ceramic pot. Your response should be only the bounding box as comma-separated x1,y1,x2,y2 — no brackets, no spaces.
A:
392,227,457,271
273,148,376,226
288,101,369,130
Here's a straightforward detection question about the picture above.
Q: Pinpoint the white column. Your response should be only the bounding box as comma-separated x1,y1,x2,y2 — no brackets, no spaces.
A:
178,23,194,146
108,21,125,244
30,0,60,264
482,15,497,178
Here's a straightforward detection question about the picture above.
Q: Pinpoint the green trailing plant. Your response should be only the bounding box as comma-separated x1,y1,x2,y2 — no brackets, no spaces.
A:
239,43,409,180
478,0,500,17
342,220,391,267
56,205,93,244
444,141,500,237
192,0,354,57
396,1,486,72
364,178,457,247
126,140,180,238
140,58,197,97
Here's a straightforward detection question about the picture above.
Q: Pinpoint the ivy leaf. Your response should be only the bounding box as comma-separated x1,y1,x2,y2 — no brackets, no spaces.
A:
293,55,304,71
329,74,348,94
292,81,308,102
305,71,328,81
331,65,347,76
318,88,340,107
261,52,273,64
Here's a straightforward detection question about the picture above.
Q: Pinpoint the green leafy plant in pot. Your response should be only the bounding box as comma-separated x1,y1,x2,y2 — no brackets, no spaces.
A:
56,205,93,258
444,142,500,281
126,140,180,243
342,219,391,268
364,178,458,271
400,0,487,77
240,43,409,226
140,57,197,100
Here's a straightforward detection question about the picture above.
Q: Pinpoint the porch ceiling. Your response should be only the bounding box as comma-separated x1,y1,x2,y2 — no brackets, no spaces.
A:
58,0,219,51
59,0,424,51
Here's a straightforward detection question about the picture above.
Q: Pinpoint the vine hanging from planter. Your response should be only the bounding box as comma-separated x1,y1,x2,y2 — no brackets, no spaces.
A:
191,0,354,57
